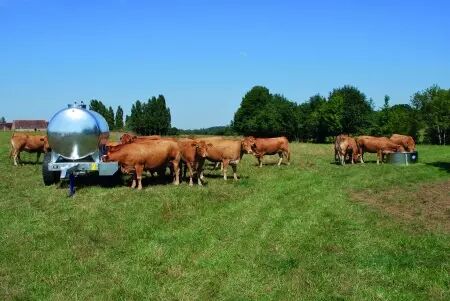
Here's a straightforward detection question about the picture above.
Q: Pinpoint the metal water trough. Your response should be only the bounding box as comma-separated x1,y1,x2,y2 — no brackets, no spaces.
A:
386,151,418,165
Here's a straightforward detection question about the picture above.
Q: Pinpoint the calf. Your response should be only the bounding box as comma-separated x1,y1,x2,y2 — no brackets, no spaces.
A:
103,140,181,189
10,133,49,165
334,134,348,163
357,136,405,164
242,136,290,167
390,134,416,152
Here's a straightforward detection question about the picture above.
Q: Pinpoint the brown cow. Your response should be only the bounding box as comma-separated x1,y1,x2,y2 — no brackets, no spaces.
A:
335,135,360,165
197,138,250,180
242,136,290,167
115,136,209,186
103,140,181,189
390,134,416,152
357,136,405,164
173,138,209,186
119,133,161,144
10,133,49,165
334,134,348,163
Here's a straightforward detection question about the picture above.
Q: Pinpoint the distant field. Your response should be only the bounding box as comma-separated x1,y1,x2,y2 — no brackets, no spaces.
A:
0,132,449,300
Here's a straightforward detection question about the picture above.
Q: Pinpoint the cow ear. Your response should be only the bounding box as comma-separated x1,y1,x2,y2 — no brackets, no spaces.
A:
40,138,45,141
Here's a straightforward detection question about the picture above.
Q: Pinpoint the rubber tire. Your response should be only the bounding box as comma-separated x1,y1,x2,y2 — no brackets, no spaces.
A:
42,152,60,186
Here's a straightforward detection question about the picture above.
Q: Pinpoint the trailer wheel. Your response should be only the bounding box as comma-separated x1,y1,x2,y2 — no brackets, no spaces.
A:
42,152,60,186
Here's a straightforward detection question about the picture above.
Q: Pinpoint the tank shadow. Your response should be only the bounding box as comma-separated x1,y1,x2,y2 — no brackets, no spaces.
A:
425,162,450,173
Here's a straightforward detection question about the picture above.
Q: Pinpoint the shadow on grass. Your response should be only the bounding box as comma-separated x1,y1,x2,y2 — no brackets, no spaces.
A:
425,161,450,173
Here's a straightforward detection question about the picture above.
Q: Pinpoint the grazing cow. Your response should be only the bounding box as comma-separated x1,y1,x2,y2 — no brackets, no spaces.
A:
197,139,250,181
103,140,181,189
10,133,49,165
357,136,405,164
334,134,348,163
390,134,416,152
242,136,290,167
119,133,161,144
335,135,360,165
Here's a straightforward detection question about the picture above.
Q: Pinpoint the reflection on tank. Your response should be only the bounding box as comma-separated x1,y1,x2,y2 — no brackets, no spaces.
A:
47,103,109,160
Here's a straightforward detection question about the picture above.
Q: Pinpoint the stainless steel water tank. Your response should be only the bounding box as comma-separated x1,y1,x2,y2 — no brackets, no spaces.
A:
47,104,110,160
386,151,418,165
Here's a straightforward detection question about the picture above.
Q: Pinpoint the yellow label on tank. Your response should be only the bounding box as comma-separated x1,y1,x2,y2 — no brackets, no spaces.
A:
91,163,98,170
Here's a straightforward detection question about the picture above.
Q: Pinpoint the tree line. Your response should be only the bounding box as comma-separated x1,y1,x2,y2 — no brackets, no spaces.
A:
89,95,172,135
86,84,448,145
232,85,449,145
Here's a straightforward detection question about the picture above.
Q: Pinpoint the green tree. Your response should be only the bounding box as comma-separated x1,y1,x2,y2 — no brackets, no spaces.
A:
0,116,5,123
128,96,171,135
328,85,372,134
233,86,297,139
89,99,109,122
411,85,450,144
115,106,124,130
106,106,115,130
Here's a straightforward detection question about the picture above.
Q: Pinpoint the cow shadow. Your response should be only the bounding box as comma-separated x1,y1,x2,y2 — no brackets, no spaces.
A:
425,162,450,173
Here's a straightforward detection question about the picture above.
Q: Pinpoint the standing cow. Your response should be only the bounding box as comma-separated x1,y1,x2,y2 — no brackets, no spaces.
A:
10,133,49,166
242,136,290,167
197,138,251,181
103,139,181,189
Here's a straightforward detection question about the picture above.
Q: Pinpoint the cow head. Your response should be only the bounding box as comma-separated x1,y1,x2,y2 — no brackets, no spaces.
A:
242,136,256,154
120,133,137,144
406,137,416,152
397,144,406,152
193,140,209,158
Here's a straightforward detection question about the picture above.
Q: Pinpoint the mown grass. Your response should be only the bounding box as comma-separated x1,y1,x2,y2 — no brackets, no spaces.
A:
0,132,449,300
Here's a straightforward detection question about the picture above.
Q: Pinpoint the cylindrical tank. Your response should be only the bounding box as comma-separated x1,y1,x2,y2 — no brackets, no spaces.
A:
47,103,110,160
386,151,418,165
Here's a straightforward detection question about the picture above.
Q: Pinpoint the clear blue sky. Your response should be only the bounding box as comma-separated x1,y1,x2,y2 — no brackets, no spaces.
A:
1,0,449,129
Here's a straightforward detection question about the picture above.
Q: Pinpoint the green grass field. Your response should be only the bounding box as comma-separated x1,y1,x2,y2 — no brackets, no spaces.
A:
0,132,449,300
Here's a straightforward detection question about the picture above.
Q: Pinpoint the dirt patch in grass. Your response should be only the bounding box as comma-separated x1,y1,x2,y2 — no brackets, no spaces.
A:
351,180,450,232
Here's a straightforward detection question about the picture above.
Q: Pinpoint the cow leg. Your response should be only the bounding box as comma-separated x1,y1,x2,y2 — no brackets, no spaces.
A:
277,152,283,166
36,152,41,163
231,164,238,180
257,156,263,168
187,163,194,186
376,150,381,165
172,161,180,185
135,166,144,189
12,150,19,166
222,159,230,180
131,173,137,189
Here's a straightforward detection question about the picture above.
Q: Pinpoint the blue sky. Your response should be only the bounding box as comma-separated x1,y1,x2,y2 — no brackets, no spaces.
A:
1,0,449,129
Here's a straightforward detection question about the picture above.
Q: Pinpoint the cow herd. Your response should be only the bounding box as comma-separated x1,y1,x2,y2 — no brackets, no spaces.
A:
9,132,416,189
8,132,291,189
334,133,416,165
103,134,291,189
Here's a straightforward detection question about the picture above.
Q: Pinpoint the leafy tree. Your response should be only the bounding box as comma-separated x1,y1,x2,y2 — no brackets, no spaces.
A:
328,85,372,134
0,116,5,123
233,86,297,139
411,85,450,144
115,106,124,130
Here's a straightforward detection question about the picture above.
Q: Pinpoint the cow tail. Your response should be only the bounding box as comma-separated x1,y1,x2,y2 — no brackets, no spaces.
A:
9,132,16,158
